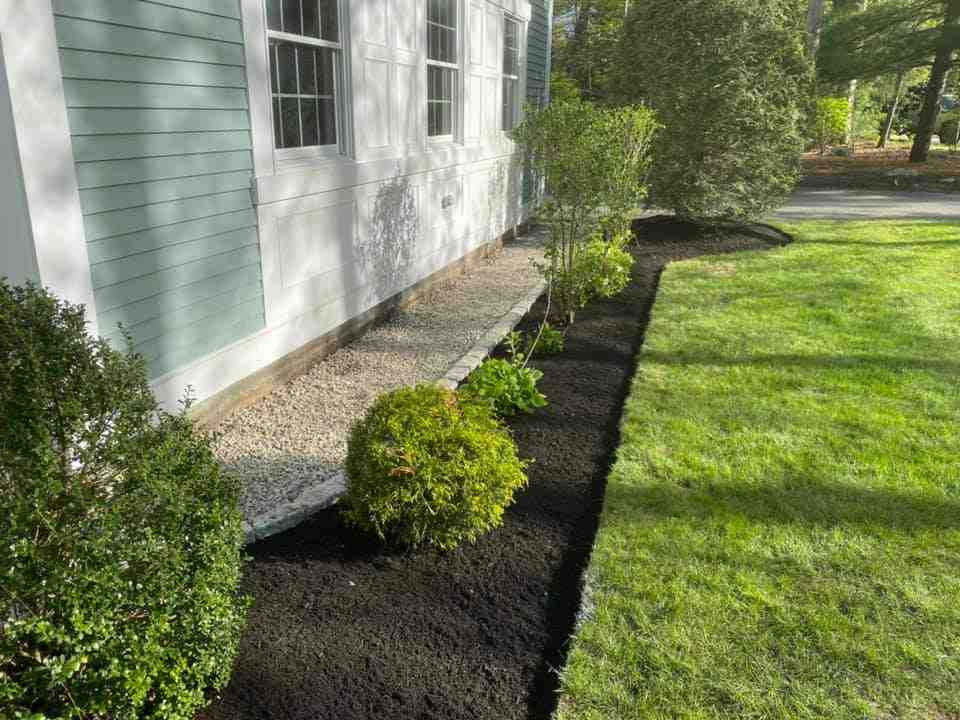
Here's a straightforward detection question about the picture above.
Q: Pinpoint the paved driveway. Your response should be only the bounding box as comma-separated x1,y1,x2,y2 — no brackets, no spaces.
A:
774,189,958,220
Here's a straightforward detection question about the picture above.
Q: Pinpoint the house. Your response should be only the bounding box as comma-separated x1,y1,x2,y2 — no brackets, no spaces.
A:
0,0,551,415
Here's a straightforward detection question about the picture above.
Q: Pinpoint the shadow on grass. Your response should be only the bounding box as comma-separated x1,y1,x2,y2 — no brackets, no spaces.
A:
608,476,960,533
641,350,960,376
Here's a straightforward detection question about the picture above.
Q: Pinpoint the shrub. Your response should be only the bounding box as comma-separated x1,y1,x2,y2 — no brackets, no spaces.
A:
460,358,547,417
809,97,850,154
512,100,656,323
939,112,960,146
622,0,809,220
0,282,248,720
525,322,565,357
342,385,528,550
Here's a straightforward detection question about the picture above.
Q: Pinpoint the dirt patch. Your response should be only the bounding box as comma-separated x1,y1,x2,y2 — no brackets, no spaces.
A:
199,218,788,720
800,147,960,193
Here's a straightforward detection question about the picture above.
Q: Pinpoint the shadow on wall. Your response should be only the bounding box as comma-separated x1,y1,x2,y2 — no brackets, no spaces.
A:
358,172,419,303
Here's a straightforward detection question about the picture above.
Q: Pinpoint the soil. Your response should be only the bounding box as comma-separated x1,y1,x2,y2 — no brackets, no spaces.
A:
199,217,790,720
800,147,960,193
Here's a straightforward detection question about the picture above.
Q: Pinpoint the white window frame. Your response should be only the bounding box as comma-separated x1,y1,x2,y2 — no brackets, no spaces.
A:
501,14,523,134
264,0,351,165
426,0,464,145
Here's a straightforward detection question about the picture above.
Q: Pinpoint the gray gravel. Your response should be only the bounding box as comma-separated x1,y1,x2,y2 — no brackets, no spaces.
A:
214,233,545,520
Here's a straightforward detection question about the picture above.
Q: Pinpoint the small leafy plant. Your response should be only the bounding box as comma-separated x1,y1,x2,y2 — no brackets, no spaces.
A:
342,385,527,550
460,358,547,417
525,322,565,357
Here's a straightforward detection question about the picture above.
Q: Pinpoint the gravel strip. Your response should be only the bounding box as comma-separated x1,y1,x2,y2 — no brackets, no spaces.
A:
214,230,546,521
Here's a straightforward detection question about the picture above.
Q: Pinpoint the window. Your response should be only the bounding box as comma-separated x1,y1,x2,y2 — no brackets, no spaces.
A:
502,17,520,131
427,0,458,138
266,0,341,153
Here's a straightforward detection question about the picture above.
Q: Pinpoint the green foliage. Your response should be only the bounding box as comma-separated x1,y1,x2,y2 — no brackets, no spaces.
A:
342,385,528,550
460,351,548,417
0,282,248,720
809,97,850,153
818,0,951,84
549,69,583,103
938,110,960,144
512,100,655,322
525,322,565,357
622,0,809,220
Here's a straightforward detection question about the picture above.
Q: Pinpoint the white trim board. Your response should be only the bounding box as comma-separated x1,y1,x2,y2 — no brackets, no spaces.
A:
0,0,96,333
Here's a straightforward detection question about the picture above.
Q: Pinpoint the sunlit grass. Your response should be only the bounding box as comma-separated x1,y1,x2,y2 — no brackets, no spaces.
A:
557,221,960,720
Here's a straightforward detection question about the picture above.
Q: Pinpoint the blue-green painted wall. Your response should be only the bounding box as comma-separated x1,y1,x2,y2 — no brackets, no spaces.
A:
527,0,550,106
52,0,265,380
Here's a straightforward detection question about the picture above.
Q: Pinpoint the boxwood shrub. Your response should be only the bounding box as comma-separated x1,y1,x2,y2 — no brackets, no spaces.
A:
0,282,249,720
342,385,528,550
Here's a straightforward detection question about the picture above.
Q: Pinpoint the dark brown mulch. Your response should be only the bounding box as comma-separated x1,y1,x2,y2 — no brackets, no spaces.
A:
199,217,790,720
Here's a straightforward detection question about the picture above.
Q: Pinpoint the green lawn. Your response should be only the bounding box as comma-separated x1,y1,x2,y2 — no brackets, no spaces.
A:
557,221,960,720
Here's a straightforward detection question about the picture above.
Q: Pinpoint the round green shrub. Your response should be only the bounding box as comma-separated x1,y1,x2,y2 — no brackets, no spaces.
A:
342,385,528,550
0,282,249,720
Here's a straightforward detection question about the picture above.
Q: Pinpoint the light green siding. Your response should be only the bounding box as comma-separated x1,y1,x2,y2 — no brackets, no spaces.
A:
527,0,550,106
524,0,551,202
53,0,264,380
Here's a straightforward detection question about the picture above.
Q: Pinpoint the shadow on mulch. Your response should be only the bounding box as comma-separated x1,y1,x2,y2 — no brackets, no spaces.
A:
199,217,791,720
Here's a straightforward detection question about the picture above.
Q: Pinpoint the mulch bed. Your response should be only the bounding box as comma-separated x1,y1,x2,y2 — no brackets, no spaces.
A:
199,217,789,720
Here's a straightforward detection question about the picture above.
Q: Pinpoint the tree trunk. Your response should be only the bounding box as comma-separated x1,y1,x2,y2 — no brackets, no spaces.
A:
877,71,905,149
910,0,960,163
806,0,826,58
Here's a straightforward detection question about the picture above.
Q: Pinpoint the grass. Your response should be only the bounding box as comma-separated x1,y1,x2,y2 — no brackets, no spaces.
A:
556,221,960,720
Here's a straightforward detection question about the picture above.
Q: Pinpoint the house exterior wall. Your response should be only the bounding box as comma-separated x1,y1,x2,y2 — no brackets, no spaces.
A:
51,0,265,380
2,0,545,410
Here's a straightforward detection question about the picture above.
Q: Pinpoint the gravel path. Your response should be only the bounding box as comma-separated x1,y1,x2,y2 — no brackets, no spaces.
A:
774,189,959,220
214,233,545,520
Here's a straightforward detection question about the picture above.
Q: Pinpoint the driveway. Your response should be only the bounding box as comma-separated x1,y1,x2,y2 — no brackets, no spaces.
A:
774,189,958,220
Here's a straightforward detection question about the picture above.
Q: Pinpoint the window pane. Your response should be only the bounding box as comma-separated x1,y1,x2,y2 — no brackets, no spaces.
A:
318,47,335,95
319,98,337,145
282,0,301,34
269,44,279,93
279,97,301,148
427,0,457,63
301,98,319,146
298,46,317,95
303,0,320,37
276,43,297,94
266,0,282,31
273,97,282,146
320,0,339,41
502,77,516,130
428,66,455,136
503,19,520,76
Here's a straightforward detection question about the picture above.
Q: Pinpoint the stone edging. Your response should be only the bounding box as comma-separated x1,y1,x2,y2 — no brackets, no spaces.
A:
241,279,547,546
435,280,547,391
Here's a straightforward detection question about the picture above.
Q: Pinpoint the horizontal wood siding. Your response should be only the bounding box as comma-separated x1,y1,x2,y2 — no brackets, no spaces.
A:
53,0,264,380
524,0,550,201
527,0,549,106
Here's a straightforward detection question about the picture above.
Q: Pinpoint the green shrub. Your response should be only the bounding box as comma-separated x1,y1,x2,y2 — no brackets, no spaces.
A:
622,0,809,220
809,96,850,154
512,100,656,323
939,112,960,146
342,385,528,550
460,358,548,417
525,322,565,357
0,282,248,720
